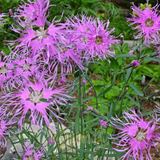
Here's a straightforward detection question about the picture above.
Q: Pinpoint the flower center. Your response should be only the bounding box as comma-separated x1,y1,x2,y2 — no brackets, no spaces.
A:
0,66,8,75
29,90,43,104
35,27,48,41
22,63,31,72
145,18,154,27
27,155,34,160
80,37,89,43
60,46,68,54
135,129,147,142
95,36,103,45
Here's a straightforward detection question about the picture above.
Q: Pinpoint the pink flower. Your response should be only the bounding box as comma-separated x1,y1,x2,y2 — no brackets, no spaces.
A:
66,15,119,60
9,9,13,16
100,120,107,128
46,38,85,82
111,110,160,160
11,57,46,88
82,79,87,84
155,90,158,93
127,3,160,45
0,60,15,90
58,77,67,85
15,0,50,27
17,143,44,160
129,50,134,55
131,60,140,66
0,115,16,146
11,19,65,63
48,138,54,144
1,81,72,129
0,13,6,25
87,106,93,111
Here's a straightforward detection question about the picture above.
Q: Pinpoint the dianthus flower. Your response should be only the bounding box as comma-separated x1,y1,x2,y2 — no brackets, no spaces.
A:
11,17,65,63
17,143,44,160
100,120,107,128
1,80,71,130
46,38,85,82
15,0,50,27
0,114,17,146
0,13,6,25
11,57,46,88
66,15,119,60
111,110,160,160
127,2,160,45
131,60,140,67
0,60,15,90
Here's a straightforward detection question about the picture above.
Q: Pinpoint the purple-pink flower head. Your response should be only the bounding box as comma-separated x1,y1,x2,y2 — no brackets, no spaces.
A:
100,120,107,128
66,15,119,60
15,0,50,27
111,110,160,160
0,61,15,90
48,137,54,144
2,80,71,130
87,106,93,111
18,143,44,160
127,2,160,45
131,60,140,67
0,13,6,25
12,57,46,88
0,115,16,146
11,18,65,62
129,50,134,55
46,38,85,81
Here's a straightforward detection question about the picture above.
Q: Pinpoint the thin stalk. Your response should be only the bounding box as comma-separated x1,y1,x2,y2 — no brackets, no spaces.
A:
78,70,83,134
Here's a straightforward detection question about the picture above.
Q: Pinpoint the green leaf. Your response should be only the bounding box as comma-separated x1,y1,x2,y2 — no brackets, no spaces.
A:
98,75,116,97
129,84,143,96
115,54,136,58
125,95,141,107
75,108,80,134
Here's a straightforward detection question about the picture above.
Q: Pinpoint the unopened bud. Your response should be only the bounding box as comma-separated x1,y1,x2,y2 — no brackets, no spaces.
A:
9,9,13,16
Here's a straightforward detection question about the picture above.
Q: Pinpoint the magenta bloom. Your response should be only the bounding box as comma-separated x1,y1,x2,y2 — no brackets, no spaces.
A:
131,60,140,66
0,60,15,90
111,110,160,160
66,15,119,60
87,106,93,111
15,0,50,27
9,9,13,16
0,13,6,25
82,79,87,84
1,81,71,129
18,143,44,160
48,138,54,144
100,120,107,128
127,3,160,45
46,40,85,82
11,19,65,63
129,50,134,55
0,115,16,146
11,57,46,88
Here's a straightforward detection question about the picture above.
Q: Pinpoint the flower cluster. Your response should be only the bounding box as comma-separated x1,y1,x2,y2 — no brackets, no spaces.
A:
111,110,160,160
127,2,160,45
8,3,118,80
0,114,16,146
0,0,118,150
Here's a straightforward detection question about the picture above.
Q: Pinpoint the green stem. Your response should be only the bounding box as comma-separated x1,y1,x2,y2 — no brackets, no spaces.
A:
79,70,83,134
